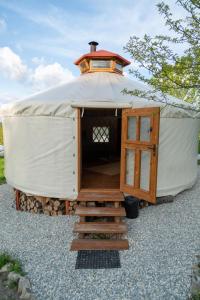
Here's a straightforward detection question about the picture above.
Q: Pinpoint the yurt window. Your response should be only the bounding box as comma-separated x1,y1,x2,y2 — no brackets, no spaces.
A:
91,60,111,69
115,62,123,72
92,126,110,143
80,59,89,73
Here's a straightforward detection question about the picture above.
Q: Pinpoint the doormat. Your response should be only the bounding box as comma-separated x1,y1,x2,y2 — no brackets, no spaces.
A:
75,250,121,269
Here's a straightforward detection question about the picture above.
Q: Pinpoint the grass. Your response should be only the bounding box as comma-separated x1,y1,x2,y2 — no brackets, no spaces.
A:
0,253,12,269
192,293,200,300
199,139,200,155
0,157,5,184
9,261,25,276
0,253,25,276
0,123,3,145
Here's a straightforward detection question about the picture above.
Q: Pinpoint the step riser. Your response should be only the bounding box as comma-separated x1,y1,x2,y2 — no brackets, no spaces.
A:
73,222,127,234
78,198,124,202
75,207,126,217
70,239,129,251
76,213,125,217
73,229,127,234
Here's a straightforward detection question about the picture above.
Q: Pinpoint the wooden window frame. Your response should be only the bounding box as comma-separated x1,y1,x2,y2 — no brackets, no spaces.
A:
79,59,90,74
78,58,124,74
113,59,123,74
89,58,113,73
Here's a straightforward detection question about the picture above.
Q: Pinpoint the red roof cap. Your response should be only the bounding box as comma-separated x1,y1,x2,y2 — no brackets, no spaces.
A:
74,49,131,66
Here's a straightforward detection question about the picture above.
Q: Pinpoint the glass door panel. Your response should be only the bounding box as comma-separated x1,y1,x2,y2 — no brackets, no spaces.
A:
140,150,151,191
125,148,135,186
140,116,151,142
127,116,137,140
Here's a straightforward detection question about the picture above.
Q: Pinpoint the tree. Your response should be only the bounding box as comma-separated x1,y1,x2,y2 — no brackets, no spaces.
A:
124,0,200,109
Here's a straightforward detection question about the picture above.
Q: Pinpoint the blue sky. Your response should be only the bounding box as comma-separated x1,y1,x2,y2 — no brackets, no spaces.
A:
0,0,184,105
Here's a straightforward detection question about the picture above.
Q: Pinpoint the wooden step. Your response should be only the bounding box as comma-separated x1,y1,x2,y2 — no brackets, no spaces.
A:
70,239,129,251
75,207,126,217
77,192,124,202
73,222,127,234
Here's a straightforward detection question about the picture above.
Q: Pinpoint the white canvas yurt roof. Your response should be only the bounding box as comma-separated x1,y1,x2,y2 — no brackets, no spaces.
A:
0,71,199,119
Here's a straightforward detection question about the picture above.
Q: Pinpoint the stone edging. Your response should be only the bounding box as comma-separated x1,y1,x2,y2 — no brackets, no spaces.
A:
0,263,36,300
190,255,200,299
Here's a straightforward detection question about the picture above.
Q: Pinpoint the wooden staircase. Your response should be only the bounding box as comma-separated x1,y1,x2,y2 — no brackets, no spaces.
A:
70,191,129,251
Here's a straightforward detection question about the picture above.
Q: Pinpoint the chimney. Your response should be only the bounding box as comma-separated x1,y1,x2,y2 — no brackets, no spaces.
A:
88,41,99,52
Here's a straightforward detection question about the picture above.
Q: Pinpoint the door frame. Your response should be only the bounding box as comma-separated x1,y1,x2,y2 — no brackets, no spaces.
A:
77,108,81,192
77,108,121,192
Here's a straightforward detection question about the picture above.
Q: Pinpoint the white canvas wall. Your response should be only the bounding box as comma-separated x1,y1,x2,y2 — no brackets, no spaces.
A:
2,112,199,199
3,113,78,199
157,118,199,196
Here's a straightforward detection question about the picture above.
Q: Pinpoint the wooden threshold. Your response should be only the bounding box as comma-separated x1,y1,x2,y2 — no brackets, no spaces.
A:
80,188,120,193
77,191,124,202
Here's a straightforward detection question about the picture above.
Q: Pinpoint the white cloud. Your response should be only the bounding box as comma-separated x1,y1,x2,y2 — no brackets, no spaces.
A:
0,0,187,61
0,18,6,32
30,62,74,91
32,56,46,65
0,91,21,112
0,93,19,105
0,93,20,121
0,47,27,80
0,47,74,94
0,1,176,56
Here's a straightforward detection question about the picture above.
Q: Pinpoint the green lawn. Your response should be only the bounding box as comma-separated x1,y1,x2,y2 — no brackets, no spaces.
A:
0,124,3,145
0,157,5,184
198,140,200,165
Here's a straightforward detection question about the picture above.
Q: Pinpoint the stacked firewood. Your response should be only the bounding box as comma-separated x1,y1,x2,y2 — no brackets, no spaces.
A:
18,191,70,216
42,198,66,216
66,200,78,215
20,194,43,214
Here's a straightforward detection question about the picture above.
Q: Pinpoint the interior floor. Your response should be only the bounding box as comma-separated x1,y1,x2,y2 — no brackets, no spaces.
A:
82,158,120,189
81,109,122,189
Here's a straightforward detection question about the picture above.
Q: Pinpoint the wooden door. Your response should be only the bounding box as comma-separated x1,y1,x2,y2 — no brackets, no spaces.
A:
120,107,160,203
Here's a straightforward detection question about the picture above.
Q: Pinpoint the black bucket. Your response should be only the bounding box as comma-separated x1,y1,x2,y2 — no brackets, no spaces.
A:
124,196,139,219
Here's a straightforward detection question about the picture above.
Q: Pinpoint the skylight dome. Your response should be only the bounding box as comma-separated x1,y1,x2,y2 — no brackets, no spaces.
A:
74,41,131,75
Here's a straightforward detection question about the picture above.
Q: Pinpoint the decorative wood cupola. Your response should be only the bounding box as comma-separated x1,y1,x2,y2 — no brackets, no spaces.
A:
74,41,131,75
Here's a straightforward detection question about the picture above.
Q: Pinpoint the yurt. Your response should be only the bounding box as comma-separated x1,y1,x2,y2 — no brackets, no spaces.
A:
0,41,199,218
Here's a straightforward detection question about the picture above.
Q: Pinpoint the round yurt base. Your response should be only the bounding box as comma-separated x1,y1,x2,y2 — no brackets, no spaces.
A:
15,190,77,216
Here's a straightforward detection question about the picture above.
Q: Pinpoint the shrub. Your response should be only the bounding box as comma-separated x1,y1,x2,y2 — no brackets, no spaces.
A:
0,253,12,269
0,253,25,275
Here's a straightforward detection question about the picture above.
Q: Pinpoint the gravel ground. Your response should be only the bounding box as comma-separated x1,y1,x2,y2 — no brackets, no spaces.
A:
0,171,200,300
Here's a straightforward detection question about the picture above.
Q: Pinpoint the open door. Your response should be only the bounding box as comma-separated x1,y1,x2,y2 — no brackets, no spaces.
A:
120,107,160,203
